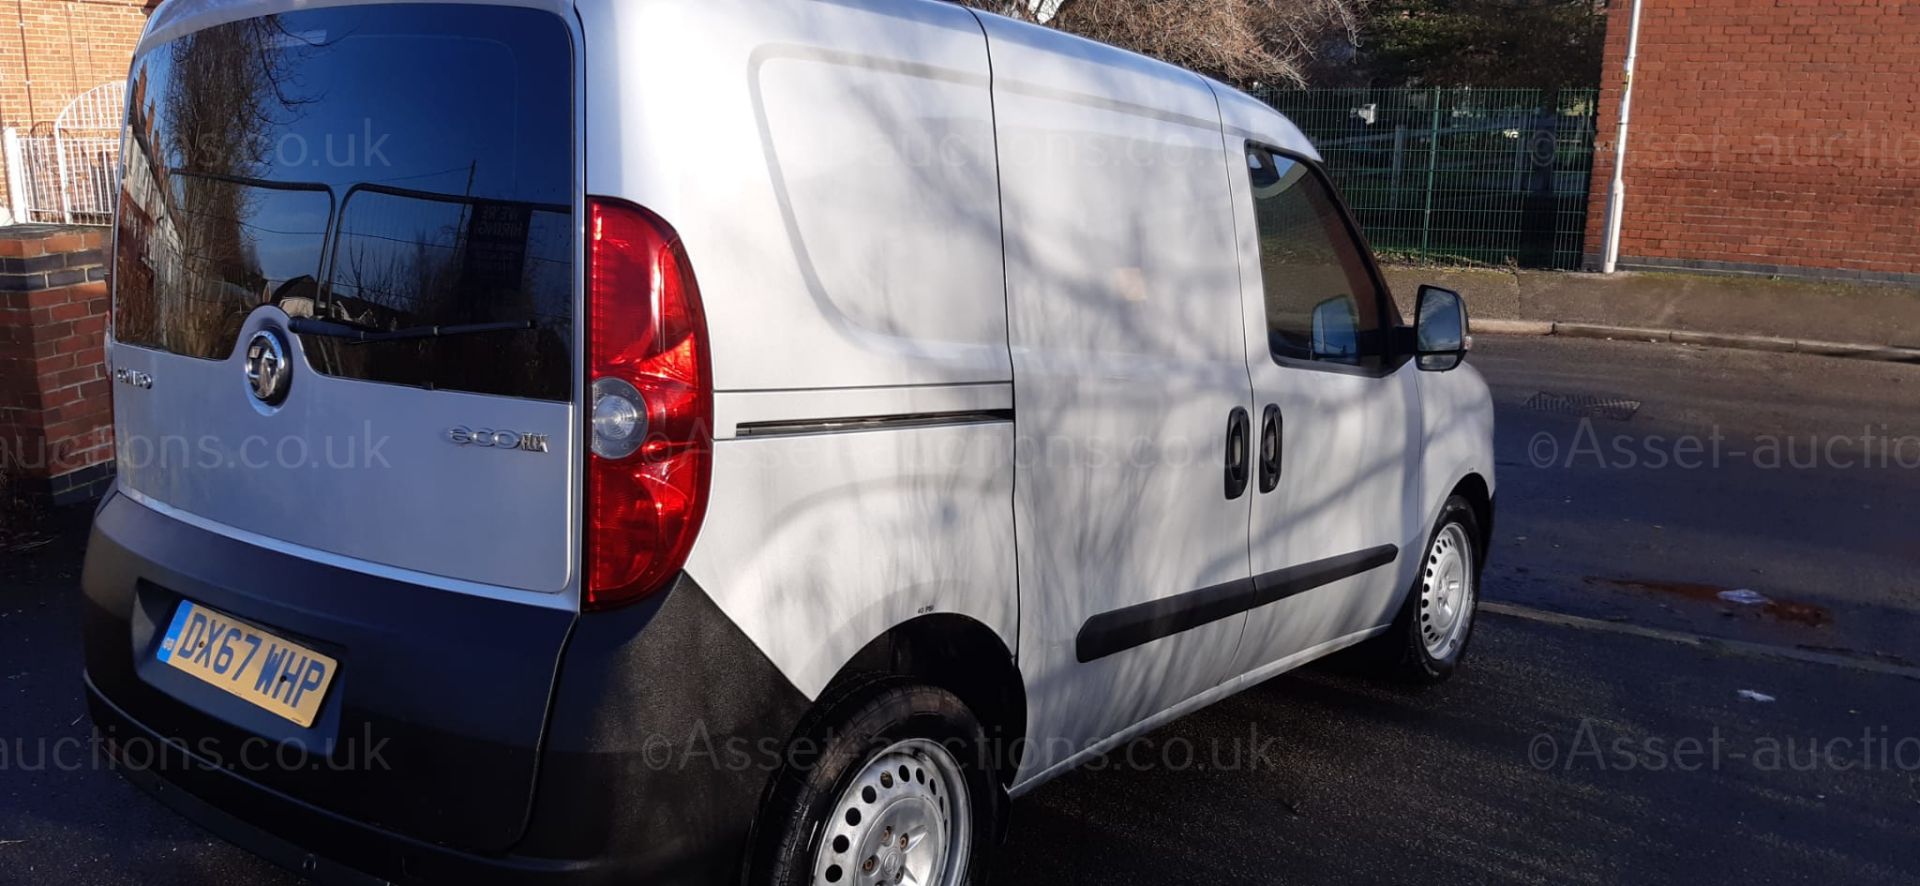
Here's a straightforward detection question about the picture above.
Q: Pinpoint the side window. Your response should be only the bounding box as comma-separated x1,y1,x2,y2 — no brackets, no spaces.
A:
1245,145,1385,368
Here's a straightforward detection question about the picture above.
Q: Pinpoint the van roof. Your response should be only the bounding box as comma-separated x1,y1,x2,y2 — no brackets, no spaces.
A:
139,0,1313,160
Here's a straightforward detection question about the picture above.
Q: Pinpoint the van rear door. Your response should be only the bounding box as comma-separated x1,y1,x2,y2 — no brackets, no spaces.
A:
103,1,578,852
113,3,576,592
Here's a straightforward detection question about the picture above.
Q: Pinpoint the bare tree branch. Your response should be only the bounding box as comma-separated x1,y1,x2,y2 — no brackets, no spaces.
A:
950,0,1361,87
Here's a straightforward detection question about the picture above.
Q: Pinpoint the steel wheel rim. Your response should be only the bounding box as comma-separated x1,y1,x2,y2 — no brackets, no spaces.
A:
1419,522,1475,659
811,738,971,886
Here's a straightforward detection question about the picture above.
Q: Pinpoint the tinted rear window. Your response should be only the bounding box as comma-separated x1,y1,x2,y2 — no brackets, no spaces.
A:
114,4,574,401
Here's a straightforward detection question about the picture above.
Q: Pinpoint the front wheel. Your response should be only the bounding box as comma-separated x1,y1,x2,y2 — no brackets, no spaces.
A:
751,679,1000,886
1367,495,1483,684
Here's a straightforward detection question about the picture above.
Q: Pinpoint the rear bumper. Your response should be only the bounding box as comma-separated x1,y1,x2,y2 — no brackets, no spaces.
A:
83,490,812,884
88,675,589,885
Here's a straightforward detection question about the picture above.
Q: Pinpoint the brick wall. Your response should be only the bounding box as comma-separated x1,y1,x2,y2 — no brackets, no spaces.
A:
0,225,112,506
1584,0,1920,284
0,0,157,220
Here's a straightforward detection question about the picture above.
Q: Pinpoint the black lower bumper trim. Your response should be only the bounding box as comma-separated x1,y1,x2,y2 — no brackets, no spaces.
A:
89,570,813,884
83,492,814,885
88,672,591,886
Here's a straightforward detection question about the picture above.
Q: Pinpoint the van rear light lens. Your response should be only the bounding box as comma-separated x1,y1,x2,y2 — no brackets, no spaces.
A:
585,198,712,609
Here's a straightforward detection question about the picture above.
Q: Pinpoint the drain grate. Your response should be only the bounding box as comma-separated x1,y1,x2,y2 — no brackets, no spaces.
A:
1523,391,1643,421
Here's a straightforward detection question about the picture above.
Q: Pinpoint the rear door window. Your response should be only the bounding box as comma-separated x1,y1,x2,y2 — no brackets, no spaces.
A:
114,4,574,401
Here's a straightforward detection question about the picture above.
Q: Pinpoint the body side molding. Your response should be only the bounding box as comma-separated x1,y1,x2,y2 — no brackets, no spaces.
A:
1075,544,1399,663
734,409,1014,439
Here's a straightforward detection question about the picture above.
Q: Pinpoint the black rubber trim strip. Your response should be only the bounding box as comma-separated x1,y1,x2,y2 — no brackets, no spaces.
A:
1075,574,1255,664
1251,544,1399,605
1075,544,1399,663
734,409,1014,438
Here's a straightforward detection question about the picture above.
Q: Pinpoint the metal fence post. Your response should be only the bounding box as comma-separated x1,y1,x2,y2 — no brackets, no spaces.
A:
1514,109,1530,192
1420,91,1443,257
2,128,26,224
1391,125,1407,216
53,130,73,224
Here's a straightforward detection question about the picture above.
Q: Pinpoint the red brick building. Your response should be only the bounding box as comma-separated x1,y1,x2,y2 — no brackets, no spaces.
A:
1586,0,1920,284
0,0,156,222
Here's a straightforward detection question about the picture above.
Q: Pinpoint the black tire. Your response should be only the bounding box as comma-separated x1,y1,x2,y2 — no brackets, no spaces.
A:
1364,495,1484,685
749,677,1002,886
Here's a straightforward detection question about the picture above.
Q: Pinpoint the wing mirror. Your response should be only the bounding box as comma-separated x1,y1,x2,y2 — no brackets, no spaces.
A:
1413,285,1470,372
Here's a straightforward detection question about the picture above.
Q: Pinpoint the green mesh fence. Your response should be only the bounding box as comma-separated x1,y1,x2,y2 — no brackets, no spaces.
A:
1250,88,1600,270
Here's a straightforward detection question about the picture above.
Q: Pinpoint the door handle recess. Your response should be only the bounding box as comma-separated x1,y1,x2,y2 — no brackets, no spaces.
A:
1225,407,1251,500
1259,404,1282,494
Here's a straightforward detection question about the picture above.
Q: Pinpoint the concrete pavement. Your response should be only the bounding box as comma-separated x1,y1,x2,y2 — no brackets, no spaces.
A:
1383,264,1920,353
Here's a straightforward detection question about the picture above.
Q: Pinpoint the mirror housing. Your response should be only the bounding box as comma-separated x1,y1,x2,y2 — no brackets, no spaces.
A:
1413,285,1469,371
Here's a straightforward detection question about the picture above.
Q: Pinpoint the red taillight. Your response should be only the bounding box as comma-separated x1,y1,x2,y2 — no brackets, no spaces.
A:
585,197,712,609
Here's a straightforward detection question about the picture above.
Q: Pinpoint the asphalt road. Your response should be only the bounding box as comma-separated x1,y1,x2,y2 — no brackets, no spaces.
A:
3,336,1918,885
1476,336,1920,665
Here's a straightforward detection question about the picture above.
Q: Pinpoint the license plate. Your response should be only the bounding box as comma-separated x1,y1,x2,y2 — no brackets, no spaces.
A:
156,601,338,728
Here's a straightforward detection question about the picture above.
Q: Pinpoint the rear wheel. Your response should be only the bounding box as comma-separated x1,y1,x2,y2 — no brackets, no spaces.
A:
752,679,1000,886
1367,495,1482,684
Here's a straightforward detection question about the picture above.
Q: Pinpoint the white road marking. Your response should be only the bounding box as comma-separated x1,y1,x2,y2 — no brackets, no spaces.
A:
1481,600,1920,682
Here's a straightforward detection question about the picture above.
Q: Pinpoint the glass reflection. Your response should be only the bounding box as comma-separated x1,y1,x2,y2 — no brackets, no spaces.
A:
114,5,574,401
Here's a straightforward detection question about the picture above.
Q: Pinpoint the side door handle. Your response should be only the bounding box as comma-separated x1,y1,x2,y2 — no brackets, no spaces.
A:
1258,404,1282,494
1225,407,1251,500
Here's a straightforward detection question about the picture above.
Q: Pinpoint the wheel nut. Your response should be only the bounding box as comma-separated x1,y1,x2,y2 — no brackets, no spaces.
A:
863,856,877,874
899,835,909,850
